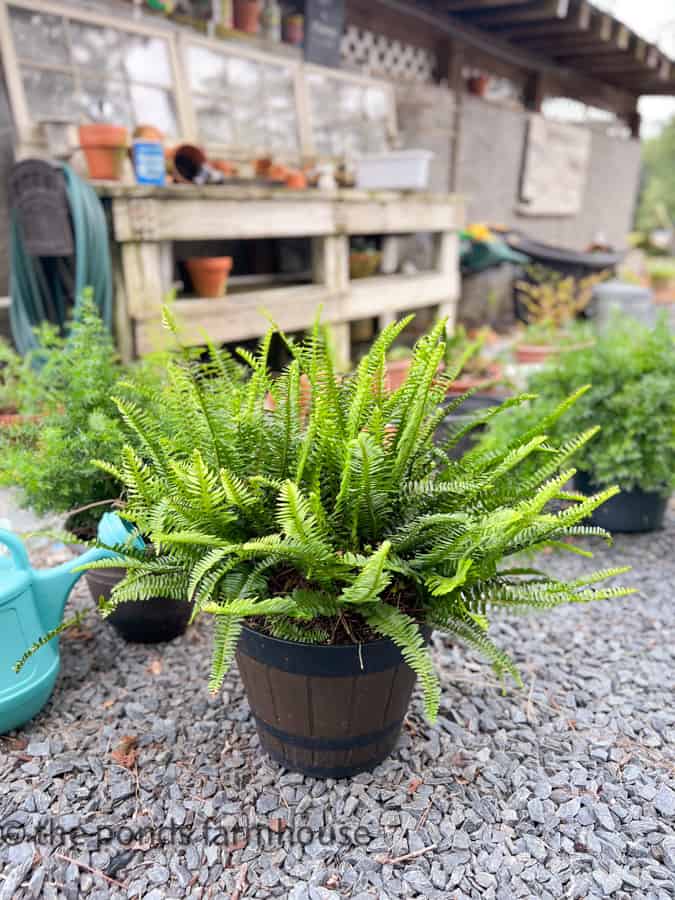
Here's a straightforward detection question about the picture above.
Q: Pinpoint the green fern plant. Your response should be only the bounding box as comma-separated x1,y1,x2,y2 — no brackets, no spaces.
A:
86,310,633,721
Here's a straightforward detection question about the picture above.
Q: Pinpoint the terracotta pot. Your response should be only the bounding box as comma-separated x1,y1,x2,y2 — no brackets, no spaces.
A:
186,257,233,298
212,159,238,178
79,124,128,180
349,251,381,279
384,358,412,392
234,0,261,33
267,163,289,182
0,411,41,427
173,143,207,183
515,343,560,365
285,170,307,190
446,362,503,394
284,13,304,45
467,74,489,97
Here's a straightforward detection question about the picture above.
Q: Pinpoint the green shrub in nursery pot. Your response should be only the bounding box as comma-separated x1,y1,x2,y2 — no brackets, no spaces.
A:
90,310,633,777
0,295,188,642
483,316,675,533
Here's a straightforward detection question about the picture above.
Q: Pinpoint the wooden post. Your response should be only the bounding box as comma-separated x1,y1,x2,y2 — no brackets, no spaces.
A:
524,71,545,112
445,38,465,194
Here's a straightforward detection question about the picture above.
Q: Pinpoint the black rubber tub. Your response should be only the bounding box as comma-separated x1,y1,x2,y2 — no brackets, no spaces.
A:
236,624,431,778
85,567,191,643
575,472,669,534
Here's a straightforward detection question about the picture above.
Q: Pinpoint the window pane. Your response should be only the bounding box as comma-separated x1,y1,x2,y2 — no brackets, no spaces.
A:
308,71,392,157
21,66,78,121
9,6,69,66
193,96,236,145
226,57,261,100
79,79,133,129
130,84,177,137
187,44,228,93
69,22,172,87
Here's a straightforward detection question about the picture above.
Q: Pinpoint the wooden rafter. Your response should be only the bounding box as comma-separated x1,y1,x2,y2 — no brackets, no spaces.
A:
460,0,571,28
491,2,592,38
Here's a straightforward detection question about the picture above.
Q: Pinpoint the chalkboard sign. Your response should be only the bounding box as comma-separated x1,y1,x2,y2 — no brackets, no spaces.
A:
304,0,345,68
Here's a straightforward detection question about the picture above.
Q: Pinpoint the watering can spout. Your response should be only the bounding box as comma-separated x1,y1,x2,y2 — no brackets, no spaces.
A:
33,512,143,635
32,546,110,634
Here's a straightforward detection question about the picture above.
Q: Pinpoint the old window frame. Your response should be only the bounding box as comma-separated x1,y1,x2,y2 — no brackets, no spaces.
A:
0,0,189,147
178,31,309,163
0,0,398,162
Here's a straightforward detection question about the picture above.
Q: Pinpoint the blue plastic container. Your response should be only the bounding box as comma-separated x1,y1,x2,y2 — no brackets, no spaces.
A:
132,140,166,186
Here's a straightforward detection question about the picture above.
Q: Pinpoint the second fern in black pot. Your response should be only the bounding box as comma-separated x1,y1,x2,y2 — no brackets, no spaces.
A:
88,311,632,776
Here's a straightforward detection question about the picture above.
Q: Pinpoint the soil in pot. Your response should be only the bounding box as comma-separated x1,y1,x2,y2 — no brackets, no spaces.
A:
79,124,128,180
575,471,669,533
85,567,191,643
236,624,430,778
186,257,233,298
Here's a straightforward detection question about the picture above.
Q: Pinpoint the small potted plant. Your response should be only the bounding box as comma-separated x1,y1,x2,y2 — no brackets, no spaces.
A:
350,240,382,279
444,325,504,395
648,260,675,302
485,316,675,532
78,123,129,181
515,268,607,363
87,310,632,777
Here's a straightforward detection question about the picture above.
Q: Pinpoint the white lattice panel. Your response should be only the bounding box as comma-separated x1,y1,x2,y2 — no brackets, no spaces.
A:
341,26,436,84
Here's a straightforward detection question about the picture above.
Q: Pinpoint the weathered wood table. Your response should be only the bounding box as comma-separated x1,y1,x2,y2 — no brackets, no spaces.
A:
96,184,464,362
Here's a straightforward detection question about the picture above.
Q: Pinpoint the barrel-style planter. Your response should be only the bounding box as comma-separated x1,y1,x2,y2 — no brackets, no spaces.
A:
575,472,669,533
236,625,429,778
85,568,191,643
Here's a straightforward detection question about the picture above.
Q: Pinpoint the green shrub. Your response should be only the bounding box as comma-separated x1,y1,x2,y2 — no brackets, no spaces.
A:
0,296,163,532
485,317,675,496
86,311,632,721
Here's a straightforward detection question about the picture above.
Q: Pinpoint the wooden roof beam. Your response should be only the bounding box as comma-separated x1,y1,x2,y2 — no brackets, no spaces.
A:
444,0,531,11
460,0,571,29
492,1,593,40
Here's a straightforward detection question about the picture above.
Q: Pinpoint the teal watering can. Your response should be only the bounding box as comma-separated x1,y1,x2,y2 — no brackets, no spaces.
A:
0,513,141,734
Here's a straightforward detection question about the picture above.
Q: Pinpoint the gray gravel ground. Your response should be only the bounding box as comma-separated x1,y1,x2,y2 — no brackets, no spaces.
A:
1,511,674,900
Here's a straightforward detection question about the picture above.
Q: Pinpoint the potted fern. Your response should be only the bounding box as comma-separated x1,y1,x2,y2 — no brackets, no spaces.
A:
87,311,631,777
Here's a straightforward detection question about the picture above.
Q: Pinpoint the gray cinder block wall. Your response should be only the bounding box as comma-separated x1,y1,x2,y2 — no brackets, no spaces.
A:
454,95,641,250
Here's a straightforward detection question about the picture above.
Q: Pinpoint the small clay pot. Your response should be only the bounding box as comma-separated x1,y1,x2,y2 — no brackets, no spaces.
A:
446,362,504,395
173,143,208,183
384,358,412,392
284,13,304,45
186,257,233,298
515,343,560,365
285,170,307,190
79,124,128,180
234,0,261,34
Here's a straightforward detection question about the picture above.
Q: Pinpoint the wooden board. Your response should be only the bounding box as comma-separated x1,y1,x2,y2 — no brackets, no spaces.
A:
518,115,591,217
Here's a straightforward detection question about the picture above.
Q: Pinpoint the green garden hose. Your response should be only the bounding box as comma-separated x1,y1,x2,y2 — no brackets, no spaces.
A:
10,164,113,354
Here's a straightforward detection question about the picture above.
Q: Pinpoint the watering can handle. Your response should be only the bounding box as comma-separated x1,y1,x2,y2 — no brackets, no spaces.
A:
0,530,31,571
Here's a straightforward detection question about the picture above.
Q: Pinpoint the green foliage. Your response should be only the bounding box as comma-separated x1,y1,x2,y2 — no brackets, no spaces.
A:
0,295,164,527
88,314,632,721
486,317,675,495
637,116,675,232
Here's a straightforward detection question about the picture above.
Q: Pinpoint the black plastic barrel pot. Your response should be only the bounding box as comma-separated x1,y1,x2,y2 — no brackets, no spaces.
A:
575,472,669,533
85,568,191,643
236,625,431,778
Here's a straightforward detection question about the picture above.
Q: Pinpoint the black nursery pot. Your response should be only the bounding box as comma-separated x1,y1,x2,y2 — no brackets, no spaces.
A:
575,472,669,534
236,625,431,779
85,568,191,644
